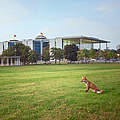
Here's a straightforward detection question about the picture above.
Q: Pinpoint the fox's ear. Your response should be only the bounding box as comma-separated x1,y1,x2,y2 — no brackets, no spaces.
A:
82,76,86,79
82,76,84,79
82,76,87,80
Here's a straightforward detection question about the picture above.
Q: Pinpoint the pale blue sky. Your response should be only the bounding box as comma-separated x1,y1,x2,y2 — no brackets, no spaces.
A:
0,0,120,49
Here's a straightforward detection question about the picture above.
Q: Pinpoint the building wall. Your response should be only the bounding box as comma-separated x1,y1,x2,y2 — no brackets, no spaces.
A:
33,40,41,54
27,39,33,50
33,40,41,60
0,40,22,55
22,39,33,50
49,38,94,50
56,38,63,49
3,41,8,50
49,39,55,49
43,42,49,48
22,39,28,46
22,39,50,60
79,43,93,50
49,38,63,49
0,42,3,55
8,42,15,48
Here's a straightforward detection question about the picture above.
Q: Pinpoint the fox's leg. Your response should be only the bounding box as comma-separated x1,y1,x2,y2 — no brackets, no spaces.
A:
91,89,96,92
86,86,89,92
96,90,104,94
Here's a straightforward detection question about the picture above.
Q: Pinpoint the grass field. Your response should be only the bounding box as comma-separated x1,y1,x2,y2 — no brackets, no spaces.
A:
0,64,120,120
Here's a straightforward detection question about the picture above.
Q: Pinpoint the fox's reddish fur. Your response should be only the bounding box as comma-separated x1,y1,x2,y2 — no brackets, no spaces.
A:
81,77,104,94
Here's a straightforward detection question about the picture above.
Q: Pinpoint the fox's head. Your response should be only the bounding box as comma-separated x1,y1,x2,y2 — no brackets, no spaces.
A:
81,76,87,82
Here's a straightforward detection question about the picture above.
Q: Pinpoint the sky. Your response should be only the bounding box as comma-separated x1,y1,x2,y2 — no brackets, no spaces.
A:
0,0,120,49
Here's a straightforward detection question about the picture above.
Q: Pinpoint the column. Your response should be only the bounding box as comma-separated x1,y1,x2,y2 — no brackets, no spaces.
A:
16,58,19,65
79,39,80,50
91,43,94,49
41,40,43,55
6,58,9,66
106,43,108,49
55,40,56,48
80,39,82,50
41,40,43,61
99,43,101,50
1,58,4,66
15,58,17,65
18,57,20,65
62,39,64,49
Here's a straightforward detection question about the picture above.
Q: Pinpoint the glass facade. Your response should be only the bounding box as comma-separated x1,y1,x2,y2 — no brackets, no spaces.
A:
8,42,14,48
43,42,49,48
33,40,41,60
0,35,109,60
76,43,93,50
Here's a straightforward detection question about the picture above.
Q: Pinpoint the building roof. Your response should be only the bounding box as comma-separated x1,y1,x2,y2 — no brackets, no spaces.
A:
56,36,110,44
0,56,20,58
10,40,19,42
35,33,47,40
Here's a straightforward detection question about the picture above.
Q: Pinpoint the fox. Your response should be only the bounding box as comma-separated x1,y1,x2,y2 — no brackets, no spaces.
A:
81,76,104,94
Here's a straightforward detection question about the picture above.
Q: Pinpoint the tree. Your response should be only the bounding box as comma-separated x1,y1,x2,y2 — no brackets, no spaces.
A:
28,50,37,64
88,49,96,59
96,49,116,62
77,50,85,61
2,43,37,65
104,49,116,61
116,49,120,60
64,44,78,63
51,47,58,64
42,46,50,63
56,48,64,63
2,48,14,56
97,50,104,59
77,49,89,63
51,47,64,64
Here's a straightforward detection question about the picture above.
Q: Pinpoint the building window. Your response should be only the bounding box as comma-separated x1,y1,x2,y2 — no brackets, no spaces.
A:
33,41,41,60
8,42,14,48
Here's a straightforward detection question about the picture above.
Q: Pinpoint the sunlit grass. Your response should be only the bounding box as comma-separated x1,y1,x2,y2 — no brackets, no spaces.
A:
0,64,120,120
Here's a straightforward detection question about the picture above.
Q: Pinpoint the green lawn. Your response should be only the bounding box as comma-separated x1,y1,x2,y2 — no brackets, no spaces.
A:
0,64,120,120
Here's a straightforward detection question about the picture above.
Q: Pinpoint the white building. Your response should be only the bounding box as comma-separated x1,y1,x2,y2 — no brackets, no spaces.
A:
0,42,4,55
0,40,21,55
0,33,110,61
50,36,110,50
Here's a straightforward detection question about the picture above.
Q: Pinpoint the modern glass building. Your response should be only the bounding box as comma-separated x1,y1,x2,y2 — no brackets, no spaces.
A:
50,36,110,50
33,40,41,60
21,33,49,60
0,33,110,61
0,40,21,54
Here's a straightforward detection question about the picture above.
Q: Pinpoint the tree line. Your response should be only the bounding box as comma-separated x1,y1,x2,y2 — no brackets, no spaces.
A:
1,43,120,64
43,44,120,64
